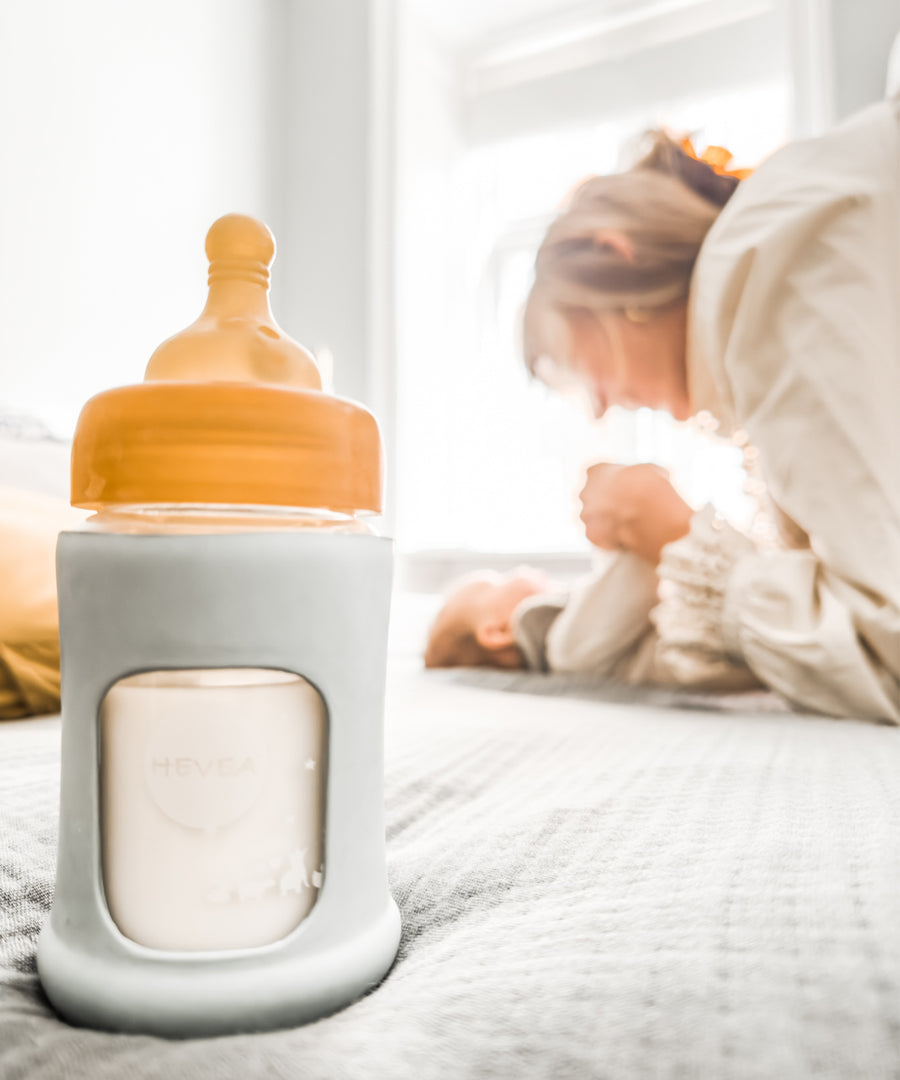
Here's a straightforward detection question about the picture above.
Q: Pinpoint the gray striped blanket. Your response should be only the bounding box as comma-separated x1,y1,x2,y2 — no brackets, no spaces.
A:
2,665,899,1078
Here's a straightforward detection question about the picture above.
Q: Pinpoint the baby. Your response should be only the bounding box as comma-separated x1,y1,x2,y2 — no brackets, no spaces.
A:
424,565,554,670
425,551,759,690
425,552,664,681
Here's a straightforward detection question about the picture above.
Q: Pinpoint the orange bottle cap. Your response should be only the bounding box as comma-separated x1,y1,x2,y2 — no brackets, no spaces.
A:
71,215,383,514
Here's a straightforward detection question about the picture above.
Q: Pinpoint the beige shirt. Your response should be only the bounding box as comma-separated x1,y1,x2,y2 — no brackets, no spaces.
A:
657,95,900,721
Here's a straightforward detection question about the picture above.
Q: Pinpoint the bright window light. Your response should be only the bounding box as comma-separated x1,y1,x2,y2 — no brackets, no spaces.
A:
395,81,789,554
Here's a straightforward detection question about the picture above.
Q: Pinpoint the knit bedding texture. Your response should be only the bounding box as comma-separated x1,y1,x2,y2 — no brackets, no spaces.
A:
2,662,899,1079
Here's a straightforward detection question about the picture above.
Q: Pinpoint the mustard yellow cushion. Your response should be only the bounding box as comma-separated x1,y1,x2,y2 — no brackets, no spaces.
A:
0,487,86,718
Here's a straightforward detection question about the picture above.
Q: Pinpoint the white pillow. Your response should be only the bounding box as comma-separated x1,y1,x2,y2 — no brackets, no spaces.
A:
0,434,71,501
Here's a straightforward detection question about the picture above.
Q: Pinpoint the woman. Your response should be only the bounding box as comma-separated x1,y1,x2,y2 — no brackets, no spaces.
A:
523,97,900,721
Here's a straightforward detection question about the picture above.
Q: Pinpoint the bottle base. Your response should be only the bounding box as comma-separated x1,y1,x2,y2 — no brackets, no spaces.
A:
37,898,401,1037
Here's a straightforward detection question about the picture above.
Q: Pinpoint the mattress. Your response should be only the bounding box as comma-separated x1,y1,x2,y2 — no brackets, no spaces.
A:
2,660,900,1078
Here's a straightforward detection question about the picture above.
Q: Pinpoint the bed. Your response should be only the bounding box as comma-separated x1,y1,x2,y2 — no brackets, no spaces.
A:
1,431,899,1077
2,644,900,1078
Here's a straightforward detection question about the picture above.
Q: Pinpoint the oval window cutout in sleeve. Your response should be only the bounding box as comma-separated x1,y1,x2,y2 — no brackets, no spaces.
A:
99,668,327,952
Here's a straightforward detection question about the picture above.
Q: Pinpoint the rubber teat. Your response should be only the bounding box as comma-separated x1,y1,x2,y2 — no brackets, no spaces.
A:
144,213,322,389
70,213,382,514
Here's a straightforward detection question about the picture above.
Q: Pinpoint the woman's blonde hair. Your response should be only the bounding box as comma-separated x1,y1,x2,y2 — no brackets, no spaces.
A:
522,131,741,376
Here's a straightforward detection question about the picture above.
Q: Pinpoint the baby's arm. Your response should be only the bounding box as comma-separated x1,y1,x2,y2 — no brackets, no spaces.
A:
544,552,659,677
546,547,762,690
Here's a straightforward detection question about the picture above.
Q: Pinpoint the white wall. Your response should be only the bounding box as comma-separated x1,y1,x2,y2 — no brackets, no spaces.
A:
0,0,278,435
393,5,468,549
276,0,373,407
784,0,900,137
830,0,900,118
269,0,398,528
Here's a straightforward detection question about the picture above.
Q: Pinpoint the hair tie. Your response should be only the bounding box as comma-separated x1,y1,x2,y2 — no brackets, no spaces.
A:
679,137,754,181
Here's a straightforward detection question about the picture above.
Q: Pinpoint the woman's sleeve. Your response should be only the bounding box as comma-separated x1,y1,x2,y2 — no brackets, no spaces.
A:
657,191,900,720
654,508,900,719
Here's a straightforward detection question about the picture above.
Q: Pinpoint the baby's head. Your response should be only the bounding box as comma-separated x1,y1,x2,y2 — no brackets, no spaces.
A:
424,567,549,669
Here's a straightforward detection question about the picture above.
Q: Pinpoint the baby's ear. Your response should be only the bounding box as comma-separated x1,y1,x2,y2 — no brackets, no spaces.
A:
475,621,516,653
593,229,634,263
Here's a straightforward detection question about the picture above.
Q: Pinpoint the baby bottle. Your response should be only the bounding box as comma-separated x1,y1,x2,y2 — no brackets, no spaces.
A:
37,214,401,1037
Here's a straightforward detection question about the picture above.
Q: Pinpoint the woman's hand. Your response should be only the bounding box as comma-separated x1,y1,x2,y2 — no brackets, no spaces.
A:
578,463,694,565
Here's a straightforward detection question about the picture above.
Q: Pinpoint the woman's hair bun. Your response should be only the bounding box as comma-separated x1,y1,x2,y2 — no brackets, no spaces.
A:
634,130,740,209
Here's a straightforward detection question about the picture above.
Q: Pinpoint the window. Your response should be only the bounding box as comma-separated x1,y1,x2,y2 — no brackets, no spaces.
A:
395,4,790,568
